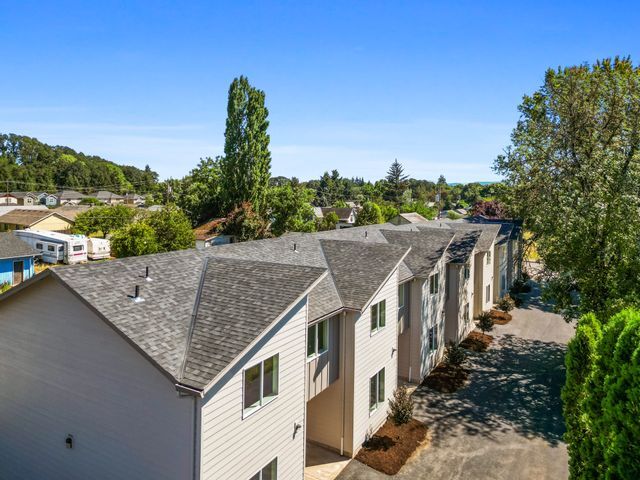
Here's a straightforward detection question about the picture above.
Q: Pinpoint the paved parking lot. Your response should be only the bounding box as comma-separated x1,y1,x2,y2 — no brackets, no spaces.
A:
338,284,575,479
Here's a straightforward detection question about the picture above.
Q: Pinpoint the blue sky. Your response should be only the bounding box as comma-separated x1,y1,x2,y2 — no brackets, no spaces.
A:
1,1,638,182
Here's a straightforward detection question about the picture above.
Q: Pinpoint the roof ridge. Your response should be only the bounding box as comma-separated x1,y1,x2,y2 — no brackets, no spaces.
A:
317,239,346,308
178,256,210,382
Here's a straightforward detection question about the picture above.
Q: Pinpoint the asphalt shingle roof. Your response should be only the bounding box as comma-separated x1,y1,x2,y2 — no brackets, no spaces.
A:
0,209,73,227
379,229,454,277
445,231,481,263
0,232,39,260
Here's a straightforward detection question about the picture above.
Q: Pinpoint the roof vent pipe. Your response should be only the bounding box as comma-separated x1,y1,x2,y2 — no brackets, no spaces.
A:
364,231,368,238
144,266,152,282
293,243,298,252
130,285,145,303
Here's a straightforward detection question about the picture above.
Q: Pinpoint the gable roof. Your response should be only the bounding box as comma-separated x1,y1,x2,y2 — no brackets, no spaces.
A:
10,192,37,199
461,217,515,244
380,229,454,277
57,190,87,200
0,232,39,260
396,212,429,223
320,207,355,222
425,221,500,252
95,190,124,201
445,231,481,263
0,209,74,227
193,218,226,241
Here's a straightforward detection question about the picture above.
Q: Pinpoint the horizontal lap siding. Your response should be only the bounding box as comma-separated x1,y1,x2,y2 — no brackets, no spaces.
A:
352,270,398,454
480,248,494,312
0,278,193,480
200,298,307,480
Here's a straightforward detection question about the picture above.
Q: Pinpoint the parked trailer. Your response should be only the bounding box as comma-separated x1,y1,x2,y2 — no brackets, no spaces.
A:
13,230,88,264
87,238,111,260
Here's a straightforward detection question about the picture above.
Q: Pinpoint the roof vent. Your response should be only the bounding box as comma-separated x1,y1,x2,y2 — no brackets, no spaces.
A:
364,231,368,238
129,285,145,303
143,266,153,282
293,242,299,253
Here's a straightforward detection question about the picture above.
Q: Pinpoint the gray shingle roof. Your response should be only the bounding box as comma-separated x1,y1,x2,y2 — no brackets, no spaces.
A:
422,221,500,252
318,239,409,310
0,232,39,260
396,212,429,223
181,257,326,388
379,229,454,277
445,231,481,263
0,209,74,227
461,217,515,244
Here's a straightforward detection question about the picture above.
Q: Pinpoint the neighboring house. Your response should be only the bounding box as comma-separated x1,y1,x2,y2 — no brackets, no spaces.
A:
124,193,146,206
94,190,125,205
53,205,93,221
318,207,357,228
56,189,87,206
193,218,234,249
389,212,429,225
9,192,37,206
0,193,18,205
35,192,59,206
0,232,39,288
0,209,74,233
454,208,468,216
146,204,164,212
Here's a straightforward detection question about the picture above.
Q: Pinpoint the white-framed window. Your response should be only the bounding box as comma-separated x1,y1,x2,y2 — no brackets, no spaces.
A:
501,274,507,292
486,284,491,303
486,250,492,265
307,320,328,359
249,458,277,480
428,323,438,351
243,354,279,416
370,299,386,333
429,273,439,295
463,265,470,280
398,283,406,309
369,368,385,412
464,303,470,321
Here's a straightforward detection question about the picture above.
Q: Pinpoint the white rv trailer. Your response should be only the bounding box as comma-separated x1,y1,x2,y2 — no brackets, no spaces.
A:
87,238,111,260
13,230,88,264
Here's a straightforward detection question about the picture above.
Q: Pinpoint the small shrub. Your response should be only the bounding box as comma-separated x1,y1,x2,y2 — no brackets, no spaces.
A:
0,282,11,294
510,278,532,295
444,341,466,367
388,385,414,426
497,294,516,312
476,311,494,335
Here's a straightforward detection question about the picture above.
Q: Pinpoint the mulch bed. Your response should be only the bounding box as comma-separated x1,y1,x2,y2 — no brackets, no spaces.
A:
490,309,512,325
355,418,429,475
460,331,493,352
421,362,469,393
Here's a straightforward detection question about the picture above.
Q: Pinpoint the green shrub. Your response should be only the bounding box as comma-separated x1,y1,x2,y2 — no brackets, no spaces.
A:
0,282,11,294
444,341,466,367
476,311,494,335
387,385,414,426
497,294,516,312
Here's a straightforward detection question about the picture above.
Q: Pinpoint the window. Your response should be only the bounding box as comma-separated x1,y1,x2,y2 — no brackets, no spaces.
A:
486,251,492,265
429,273,439,295
370,300,386,332
428,324,438,351
47,245,55,252
486,285,491,303
369,368,385,412
244,354,279,415
398,283,405,309
501,274,507,292
35,242,43,249
307,320,328,358
463,265,470,280
73,245,83,252
464,303,470,321
249,458,277,480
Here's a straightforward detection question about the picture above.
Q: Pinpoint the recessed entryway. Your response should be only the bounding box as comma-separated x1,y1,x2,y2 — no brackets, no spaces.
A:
305,442,349,480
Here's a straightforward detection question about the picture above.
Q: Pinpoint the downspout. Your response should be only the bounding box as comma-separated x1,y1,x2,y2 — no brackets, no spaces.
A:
340,310,346,456
408,279,414,384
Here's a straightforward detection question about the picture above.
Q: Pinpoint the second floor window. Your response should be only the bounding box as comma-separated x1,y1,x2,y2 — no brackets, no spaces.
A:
429,273,439,295
307,320,328,358
463,265,470,280
370,299,386,332
486,284,491,303
244,354,279,415
487,251,492,264
398,283,406,309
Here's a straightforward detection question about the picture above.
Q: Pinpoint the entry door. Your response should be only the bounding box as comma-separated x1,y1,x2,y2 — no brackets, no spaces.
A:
13,261,23,285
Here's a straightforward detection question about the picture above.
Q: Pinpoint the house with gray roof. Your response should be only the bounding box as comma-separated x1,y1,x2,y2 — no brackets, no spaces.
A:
56,189,88,206
0,232,39,288
94,190,125,205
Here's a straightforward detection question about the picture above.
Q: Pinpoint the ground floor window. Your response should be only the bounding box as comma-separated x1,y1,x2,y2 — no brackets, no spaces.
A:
428,323,438,351
249,458,277,480
369,368,385,412
463,303,470,321
244,354,279,416
486,284,491,303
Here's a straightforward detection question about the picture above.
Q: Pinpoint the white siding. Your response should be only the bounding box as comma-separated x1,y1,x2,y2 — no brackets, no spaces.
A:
480,247,495,312
351,270,399,454
200,298,308,480
494,243,509,300
445,259,474,344
0,277,194,480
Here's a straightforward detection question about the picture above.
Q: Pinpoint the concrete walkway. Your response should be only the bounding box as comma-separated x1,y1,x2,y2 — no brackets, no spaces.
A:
337,283,575,479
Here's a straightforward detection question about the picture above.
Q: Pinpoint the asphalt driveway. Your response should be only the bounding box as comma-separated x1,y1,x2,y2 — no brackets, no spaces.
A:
338,283,575,479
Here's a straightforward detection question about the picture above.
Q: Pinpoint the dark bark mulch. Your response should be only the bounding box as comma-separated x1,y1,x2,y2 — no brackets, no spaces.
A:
355,419,429,475
460,331,494,352
421,362,469,393
490,309,512,325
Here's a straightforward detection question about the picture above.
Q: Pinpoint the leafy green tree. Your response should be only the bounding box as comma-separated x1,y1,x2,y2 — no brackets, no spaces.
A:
379,204,399,222
177,157,223,225
355,201,383,226
79,197,101,206
333,199,348,208
399,201,437,220
73,205,136,237
318,211,339,231
110,223,159,258
144,205,195,252
222,202,271,242
220,76,271,213
384,159,408,204
494,57,640,320
268,184,316,236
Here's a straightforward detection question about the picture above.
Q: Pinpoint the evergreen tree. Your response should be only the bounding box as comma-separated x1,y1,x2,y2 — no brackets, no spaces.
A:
384,159,408,204
220,76,272,214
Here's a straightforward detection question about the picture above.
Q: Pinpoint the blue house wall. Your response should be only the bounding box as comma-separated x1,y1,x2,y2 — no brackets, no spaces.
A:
0,256,35,286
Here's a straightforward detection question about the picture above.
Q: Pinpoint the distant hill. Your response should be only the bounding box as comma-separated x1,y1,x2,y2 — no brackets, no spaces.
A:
0,133,158,194
448,181,497,187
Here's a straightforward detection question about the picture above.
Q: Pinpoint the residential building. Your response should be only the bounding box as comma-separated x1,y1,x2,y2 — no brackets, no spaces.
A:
9,192,37,206
94,190,125,205
56,189,87,206
53,205,93,221
0,209,74,233
36,192,59,206
317,207,357,228
389,212,429,225
0,232,39,287
193,218,234,249
124,193,145,206
0,193,18,205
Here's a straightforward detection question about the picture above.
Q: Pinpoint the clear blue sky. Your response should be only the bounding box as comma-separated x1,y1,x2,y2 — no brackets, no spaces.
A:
1,1,637,183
